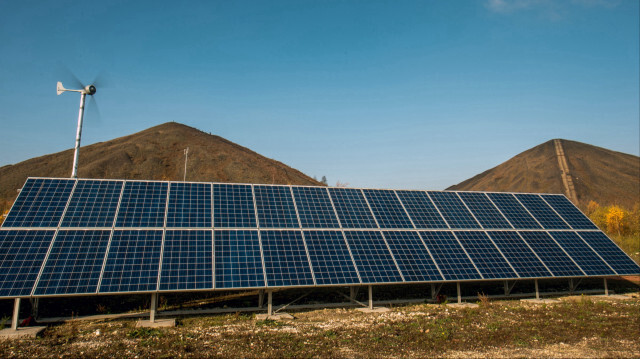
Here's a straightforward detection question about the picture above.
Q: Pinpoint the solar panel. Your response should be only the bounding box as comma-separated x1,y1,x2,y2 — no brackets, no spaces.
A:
159,230,213,290
419,231,482,280
427,191,481,229
303,230,360,285
328,188,377,228
362,189,413,228
487,231,552,278
457,192,512,229
454,231,518,279
115,182,168,228
577,231,640,275
0,230,55,297
514,194,570,230
260,230,314,287
3,178,75,228
395,190,448,229
34,230,111,295
166,183,212,228
383,231,443,281
549,231,614,276
519,231,585,277
61,180,123,227
292,187,340,228
212,184,256,228
541,195,598,230
214,230,265,289
99,230,163,293
486,193,542,229
254,186,299,228
343,231,403,283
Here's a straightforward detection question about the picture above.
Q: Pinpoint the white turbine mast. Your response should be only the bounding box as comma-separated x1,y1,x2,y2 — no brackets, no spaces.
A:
56,81,97,178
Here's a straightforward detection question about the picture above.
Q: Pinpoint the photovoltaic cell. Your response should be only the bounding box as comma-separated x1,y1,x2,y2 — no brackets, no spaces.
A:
487,231,551,278
383,231,443,281
549,232,614,276
515,194,569,229
344,231,403,283
457,192,512,229
212,184,256,228
519,231,584,277
304,230,360,285
261,230,314,287
292,187,340,228
419,231,482,280
166,183,212,228
3,178,75,228
0,230,55,297
541,195,598,230
99,230,163,293
328,188,377,228
61,180,123,227
577,231,640,275
455,231,517,279
214,230,264,289
395,191,448,229
115,182,168,227
486,193,541,229
362,190,413,228
427,191,480,229
254,186,299,228
159,230,213,290
34,230,110,295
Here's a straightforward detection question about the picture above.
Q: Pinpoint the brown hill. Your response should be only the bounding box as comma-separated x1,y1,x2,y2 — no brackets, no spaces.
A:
0,122,322,211
447,139,639,210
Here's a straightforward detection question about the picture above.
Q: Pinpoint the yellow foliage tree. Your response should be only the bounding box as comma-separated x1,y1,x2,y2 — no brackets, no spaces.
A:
605,205,626,236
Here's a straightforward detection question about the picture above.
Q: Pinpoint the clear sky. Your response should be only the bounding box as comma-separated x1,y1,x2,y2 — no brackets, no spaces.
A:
1,0,638,190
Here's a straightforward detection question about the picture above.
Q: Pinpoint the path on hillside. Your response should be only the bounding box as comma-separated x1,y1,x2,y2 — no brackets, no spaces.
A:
554,139,579,204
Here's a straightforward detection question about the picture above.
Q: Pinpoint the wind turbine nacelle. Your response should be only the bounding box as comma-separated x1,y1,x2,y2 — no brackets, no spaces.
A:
85,85,97,95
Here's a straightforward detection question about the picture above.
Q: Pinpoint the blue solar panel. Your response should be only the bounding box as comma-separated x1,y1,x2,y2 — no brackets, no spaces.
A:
159,230,213,290
419,231,482,280
487,231,551,278
455,231,518,279
61,180,123,227
395,191,448,229
3,178,75,228
292,187,340,228
254,186,299,228
427,192,481,229
0,230,55,297
541,195,598,230
328,188,378,229
34,230,110,295
519,231,585,277
550,232,614,276
577,231,640,275
304,230,360,285
515,194,570,229
486,193,542,229
214,230,265,289
383,231,443,281
212,184,256,228
343,231,403,283
260,230,314,287
362,190,413,228
166,183,212,228
115,182,168,227
99,230,163,293
458,192,512,229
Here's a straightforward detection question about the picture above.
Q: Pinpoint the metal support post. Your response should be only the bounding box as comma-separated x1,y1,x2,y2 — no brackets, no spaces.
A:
258,289,264,308
504,281,509,296
535,279,540,300
457,282,461,304
11,298,21,331
569,278,574,293
150,293,157,323
350,286,357,303
30,298,39,319
267,290,273,316
431,284,436,300
368,285,373,310
604,278,608,296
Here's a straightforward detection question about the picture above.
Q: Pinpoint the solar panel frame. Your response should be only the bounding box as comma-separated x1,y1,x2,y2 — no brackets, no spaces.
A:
427,191,481,229
518,231,586,277
395,190,449,229
2,178,76,228
457,192,513,229
303,230,361,286
60,180,124,228
454,231,519,280
253,185,300,228
486,231,553,279
540,194,598,230
166,182,212,228
158,230,213,291
549,231,615,276
213,184,257,228
382,230,444,282
214,230,266,289
418,231,483,281
576,231,640,275
115,181,169,228
361,189,414,229
328,188,378,229
291,187,340,229
514,194,570,230
343,230,404,284
260,230,315,287
486,193,542,229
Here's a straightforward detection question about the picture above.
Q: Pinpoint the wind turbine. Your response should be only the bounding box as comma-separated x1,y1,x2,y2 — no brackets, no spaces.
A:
57,81,97,178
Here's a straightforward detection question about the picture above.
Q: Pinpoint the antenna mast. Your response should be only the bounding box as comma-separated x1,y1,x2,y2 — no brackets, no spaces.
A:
183,147,189,181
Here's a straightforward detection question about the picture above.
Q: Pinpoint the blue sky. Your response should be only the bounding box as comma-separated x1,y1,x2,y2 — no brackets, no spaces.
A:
0,0,638,189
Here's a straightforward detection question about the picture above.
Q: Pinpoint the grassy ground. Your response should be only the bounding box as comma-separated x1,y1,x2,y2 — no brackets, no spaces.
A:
1,293,639,358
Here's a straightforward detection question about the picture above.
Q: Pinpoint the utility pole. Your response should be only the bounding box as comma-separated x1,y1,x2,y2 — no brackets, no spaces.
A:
183,147,189,181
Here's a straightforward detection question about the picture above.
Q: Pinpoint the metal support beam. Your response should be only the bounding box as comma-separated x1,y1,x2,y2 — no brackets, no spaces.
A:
569,279,574,293
30,298,39,319
504,281,516,296
535,279,540,300
267,290,273,316
569,278,582,292
430,283,443,301
368,285,373,310
11,298,20,331
350,286,357,303
457,282,462,304
150,293,157,323
258,290,264,308
604,278,608,296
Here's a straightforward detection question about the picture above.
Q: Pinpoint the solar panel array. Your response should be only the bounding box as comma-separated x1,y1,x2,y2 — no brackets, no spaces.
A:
0,178,638,298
